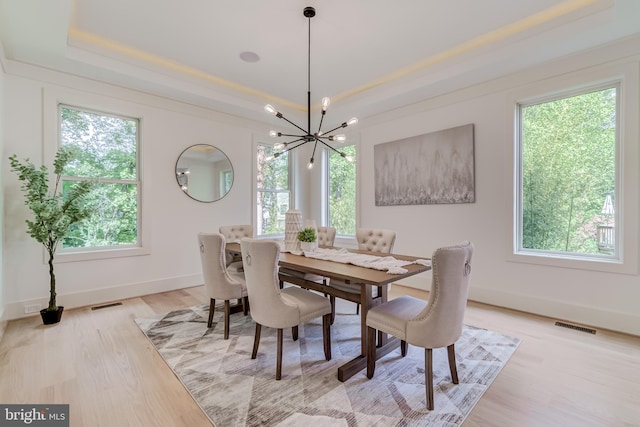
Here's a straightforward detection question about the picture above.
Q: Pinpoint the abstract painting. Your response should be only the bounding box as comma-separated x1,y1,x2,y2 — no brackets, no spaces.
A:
374,123,475,206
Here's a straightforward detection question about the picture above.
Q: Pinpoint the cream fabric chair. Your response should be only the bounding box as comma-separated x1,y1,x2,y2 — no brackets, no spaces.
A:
316,226,337,247
219,224,253,273
329,228,396,316
240,238,332,380
198,232,249,339
366,241,474,410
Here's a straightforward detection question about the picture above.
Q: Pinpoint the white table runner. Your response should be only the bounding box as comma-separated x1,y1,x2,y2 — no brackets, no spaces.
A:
301,247,430,274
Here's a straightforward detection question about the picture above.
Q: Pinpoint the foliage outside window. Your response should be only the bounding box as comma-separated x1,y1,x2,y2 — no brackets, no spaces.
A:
518,85,617,257
256,144,290,236
59,105,140,249
329,144,356,235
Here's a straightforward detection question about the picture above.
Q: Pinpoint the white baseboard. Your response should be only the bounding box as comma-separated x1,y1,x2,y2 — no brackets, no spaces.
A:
2,274,203,321
393,278,639,336
468,287,640,337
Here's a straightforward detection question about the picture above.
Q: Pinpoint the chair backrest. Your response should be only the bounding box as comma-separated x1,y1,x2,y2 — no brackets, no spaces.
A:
317,226,336,247
198,232,244,300
406,241,474,349
240,239,299,328
219,225,253,242
356,228,396,253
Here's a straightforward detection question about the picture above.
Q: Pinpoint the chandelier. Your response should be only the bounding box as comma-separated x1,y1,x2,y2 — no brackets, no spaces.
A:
264,6,357,169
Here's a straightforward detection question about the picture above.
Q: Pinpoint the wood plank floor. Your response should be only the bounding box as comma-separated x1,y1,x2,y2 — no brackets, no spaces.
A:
0,285,638,426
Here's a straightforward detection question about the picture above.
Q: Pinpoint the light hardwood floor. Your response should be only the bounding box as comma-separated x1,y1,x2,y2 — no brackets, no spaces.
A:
0,285,638,426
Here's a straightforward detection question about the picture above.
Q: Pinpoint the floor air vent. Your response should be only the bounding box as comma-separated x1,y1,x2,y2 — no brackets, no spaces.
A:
91,302,123,310
554,321,596,334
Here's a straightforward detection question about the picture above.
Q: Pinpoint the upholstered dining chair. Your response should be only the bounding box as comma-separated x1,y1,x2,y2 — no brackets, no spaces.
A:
328,228,396,316
198,232,249,339
366,241,474,410
219,224,253,272
240,238,332,380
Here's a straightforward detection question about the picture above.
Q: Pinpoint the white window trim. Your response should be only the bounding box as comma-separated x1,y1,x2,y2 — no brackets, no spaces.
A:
252,135,294,238
323,138,360,241
43,87,150,262
507,60,639,275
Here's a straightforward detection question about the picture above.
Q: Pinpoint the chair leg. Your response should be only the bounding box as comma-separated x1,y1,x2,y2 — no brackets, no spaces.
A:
251,323,262,359
447,344,459,384
401,340,408,357
279,279,284,289
292,325,299,341
329,296,336,325
242,296,249,315
207,298,215,328
276,328,283,380
366,326,377,379
223,300,231,340
425,348,434,410
322,313,332,360
356,303,360,315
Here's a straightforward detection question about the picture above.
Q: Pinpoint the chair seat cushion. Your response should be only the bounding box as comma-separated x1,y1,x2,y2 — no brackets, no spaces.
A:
281,286,332,324
227,261,244,273
366,295,426,340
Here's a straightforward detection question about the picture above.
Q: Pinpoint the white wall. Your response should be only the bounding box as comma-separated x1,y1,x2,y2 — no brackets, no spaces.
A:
2,63,267,320
353,37,640,336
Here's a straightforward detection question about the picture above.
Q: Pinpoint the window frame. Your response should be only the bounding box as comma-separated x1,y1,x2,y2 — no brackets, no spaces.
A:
508,61,638,275
254,140,293,238
325,141,358,238
44,88,150,262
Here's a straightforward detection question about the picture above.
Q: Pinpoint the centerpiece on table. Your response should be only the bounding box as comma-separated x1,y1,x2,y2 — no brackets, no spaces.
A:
297,227,317,252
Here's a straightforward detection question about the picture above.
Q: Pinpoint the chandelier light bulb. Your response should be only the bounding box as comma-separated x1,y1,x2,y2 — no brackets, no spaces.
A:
269,130,280,137
331,134,346,142
345,156,355,163
273,142,285,150
347,117,358,126
307,158,314,169
264,104,277,115
265,155,274,162
321,97,331,111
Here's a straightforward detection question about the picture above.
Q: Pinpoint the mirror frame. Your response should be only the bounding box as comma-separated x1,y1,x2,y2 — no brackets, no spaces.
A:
175,144,234,203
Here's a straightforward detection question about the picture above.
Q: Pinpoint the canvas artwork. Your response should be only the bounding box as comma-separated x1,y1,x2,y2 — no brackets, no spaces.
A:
374,123,475,206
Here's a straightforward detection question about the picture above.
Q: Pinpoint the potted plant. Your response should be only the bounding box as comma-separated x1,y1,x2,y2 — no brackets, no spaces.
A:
297,227,317,251
9,146,95,325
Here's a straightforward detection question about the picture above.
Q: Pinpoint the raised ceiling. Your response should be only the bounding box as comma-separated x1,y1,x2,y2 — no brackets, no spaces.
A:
1,0,638,124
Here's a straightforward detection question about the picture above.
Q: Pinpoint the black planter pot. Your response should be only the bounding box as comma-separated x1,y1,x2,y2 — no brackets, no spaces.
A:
40,306,64,325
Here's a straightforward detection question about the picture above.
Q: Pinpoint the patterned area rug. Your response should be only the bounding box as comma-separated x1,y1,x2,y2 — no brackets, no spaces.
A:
135,303,519,426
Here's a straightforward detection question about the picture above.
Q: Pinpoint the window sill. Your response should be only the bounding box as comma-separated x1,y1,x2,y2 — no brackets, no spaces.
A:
508,250,636,275
56,246,150,263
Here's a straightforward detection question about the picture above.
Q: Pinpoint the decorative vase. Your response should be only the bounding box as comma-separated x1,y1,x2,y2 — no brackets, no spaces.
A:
40,306,64,325
300,241,317,252
285,209,302,252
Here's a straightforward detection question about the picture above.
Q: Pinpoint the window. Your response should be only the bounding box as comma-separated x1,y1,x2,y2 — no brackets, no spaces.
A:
328,144,356,235
517,84,618,259
59,105,140,250
256,144,290,236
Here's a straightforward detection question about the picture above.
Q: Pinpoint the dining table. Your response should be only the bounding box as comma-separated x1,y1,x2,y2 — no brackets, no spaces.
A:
225,241,431,382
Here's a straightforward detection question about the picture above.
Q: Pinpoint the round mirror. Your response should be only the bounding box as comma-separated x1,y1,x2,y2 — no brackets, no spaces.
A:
175,144,234,202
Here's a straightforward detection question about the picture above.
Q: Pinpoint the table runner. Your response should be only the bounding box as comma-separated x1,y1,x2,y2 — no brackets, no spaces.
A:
301,247,430,274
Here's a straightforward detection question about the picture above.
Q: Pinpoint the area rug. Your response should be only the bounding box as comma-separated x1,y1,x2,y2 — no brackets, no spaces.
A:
135,303,520,426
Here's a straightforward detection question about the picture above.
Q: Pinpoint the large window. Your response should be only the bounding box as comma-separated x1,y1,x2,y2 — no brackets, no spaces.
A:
517,84,618,259
256,144,290,236
328,145,356,235
59,105,140,250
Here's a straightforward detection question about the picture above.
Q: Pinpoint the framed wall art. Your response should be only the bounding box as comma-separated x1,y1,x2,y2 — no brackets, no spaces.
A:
374,123,475,206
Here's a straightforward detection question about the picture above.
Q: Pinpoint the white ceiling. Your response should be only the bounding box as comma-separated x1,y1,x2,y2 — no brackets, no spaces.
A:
1,0,639,126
